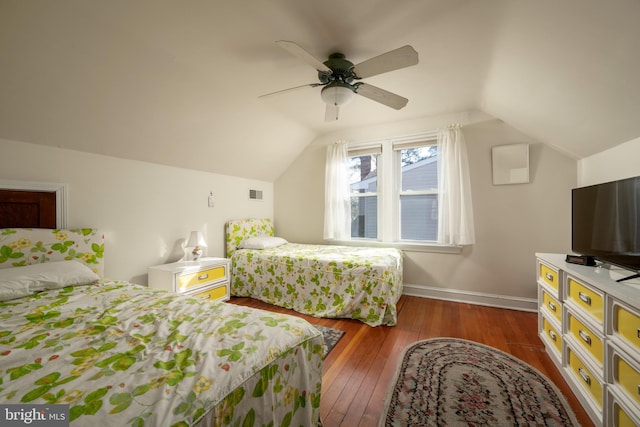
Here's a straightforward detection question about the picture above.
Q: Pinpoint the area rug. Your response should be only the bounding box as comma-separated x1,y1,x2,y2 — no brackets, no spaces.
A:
380,338,580,427
314,325,345,358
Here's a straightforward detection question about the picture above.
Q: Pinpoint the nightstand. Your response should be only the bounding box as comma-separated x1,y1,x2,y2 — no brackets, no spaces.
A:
148,257,230,302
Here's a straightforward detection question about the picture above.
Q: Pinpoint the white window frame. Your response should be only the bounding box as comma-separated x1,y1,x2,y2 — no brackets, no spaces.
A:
340,133,461,254
393,139,439,243
348,145,381,240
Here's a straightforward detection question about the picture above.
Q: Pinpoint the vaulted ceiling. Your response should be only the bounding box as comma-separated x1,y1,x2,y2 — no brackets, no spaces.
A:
1,0,638,181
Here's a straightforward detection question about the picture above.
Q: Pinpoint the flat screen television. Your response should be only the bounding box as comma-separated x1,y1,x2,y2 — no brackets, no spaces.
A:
572,175,640,282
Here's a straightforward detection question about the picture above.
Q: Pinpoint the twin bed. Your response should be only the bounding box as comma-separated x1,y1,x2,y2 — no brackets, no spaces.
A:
0,218,403,425
0,228,323,426
226,218,404,327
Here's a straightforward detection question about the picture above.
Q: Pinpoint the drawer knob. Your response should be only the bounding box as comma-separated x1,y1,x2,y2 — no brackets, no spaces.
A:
578,329,592,346
637,328,640,339
578,367,591,386
578,292,591,305
548,301,556,312
549,330,557,341
198,273,209,280
201,293,211,299
545,273,554,282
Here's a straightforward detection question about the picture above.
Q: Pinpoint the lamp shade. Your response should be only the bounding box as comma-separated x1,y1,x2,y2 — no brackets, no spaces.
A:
186,231,207,248
321,84,355,107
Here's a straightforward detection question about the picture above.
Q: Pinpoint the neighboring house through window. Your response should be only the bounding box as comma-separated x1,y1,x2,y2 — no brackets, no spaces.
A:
348,134,438,243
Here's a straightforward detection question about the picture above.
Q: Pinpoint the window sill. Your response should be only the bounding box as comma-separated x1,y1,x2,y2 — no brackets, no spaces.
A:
325,239,462,254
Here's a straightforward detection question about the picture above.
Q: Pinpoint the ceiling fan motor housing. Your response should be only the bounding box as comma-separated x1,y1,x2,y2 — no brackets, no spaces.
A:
322,53,356,84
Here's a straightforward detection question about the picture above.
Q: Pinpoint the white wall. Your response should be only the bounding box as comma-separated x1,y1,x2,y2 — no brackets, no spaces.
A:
275,111,577,303
0,138,273,283
578,136,640,186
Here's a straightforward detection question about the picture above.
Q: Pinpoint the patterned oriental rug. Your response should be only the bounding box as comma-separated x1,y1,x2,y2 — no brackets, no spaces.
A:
314,325,345,358
380,338,580,427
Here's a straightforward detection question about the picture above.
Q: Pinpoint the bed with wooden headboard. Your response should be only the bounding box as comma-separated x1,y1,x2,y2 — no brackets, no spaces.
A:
0,190,323,426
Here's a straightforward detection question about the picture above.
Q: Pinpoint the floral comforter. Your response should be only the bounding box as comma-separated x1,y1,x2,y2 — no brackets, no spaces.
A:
0,281,323,426
231,244,403,327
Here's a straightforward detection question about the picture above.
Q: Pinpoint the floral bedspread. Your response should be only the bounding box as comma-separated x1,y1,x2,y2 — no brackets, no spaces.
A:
0,282,323,426
231,243,403,327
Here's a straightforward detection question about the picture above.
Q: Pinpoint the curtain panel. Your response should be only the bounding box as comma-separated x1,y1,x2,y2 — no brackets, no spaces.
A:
437,125,476,245
324,141,350,240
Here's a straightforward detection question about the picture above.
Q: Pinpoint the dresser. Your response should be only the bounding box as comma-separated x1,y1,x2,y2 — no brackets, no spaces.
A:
148,257,230,302
536,253,640,426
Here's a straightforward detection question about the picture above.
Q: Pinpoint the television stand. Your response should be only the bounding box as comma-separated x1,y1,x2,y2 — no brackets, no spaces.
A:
617,272,640,283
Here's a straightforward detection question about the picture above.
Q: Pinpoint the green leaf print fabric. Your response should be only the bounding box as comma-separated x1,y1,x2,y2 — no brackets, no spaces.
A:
0,281,323,426
231,243,403,327
0,228,104,278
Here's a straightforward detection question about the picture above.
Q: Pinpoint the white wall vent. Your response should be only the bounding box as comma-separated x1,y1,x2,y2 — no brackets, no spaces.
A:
248,189,263,201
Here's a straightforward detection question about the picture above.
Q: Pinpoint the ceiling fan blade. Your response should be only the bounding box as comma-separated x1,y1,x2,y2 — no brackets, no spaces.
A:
325,104,339,122
258,83,322,99
276,40,332,74
352,45,418,79
356,83,408,110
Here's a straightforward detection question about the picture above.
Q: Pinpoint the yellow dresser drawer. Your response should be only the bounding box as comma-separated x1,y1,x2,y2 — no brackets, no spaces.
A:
192,284,228,302
542,317,562,355
614,401,636,427
542,290,562,323
567,278,603,323
567,346,603,408
178,265,226,292
613,302,640,353
613,351,640,406
539,263,559,292
608,390,640,427
568,311,604,366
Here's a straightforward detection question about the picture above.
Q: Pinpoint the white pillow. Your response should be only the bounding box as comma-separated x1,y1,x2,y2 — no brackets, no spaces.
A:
240,236,288,250
0,260,100,301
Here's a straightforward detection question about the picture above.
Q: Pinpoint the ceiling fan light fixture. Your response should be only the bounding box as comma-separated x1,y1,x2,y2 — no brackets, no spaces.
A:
321,84,354,107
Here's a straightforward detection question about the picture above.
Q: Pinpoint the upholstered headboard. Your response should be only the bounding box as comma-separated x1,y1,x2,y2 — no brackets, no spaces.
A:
0,228,105,278
225,218,274,257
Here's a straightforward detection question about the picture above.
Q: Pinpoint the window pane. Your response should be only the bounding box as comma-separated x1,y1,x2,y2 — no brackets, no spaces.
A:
349,155,378,193
400,194,438,241
351,195,377,238
400,146,437,191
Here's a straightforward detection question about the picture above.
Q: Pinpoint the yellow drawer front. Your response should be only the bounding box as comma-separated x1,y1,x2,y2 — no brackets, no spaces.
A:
568,278,603,323
614,401,636,427
539,264,558,291
615,353,640,406
193,285,228,302
542,290,562,323
543,317,562,354
615,304,640,352
567,347,603,408
178,266,226,291
568,313,604,365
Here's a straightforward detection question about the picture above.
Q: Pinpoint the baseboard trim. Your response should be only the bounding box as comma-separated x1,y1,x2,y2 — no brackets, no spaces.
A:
402,283,537,312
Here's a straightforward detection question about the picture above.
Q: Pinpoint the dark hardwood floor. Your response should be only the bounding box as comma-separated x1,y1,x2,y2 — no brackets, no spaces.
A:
229,295,594,427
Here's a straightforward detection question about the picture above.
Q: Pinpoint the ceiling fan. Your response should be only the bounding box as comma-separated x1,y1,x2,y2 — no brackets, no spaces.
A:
260,40,419,121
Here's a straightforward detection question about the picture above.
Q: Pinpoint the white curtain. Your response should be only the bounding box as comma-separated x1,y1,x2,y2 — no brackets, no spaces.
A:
437,125,476,245
324,141,351,240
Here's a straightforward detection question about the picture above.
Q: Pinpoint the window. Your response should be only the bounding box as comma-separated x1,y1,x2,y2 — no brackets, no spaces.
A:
348,148,379,239
397,144,438,241
348,136,438,243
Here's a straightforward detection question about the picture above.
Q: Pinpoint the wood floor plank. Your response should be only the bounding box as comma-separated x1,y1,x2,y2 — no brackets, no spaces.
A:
228,295,594,427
